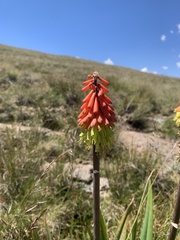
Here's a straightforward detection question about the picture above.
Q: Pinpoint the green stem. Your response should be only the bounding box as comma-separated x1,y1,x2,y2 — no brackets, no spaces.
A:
167,177,180,240
93,144,100,240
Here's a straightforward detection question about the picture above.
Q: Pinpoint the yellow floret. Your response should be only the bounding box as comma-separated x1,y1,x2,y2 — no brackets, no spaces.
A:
174,111,180,127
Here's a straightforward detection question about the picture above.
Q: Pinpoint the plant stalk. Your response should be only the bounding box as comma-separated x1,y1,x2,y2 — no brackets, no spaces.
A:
93,144,100,240
167,177,180,240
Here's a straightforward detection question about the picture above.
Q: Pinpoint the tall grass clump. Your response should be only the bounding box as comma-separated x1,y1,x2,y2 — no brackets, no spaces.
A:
0,128,92,239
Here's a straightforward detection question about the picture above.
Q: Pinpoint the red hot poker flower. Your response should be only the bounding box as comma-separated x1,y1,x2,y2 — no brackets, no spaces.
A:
78,71,116,151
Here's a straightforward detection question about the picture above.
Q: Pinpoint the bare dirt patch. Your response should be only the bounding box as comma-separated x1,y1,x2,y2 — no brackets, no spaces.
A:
119,130,178,173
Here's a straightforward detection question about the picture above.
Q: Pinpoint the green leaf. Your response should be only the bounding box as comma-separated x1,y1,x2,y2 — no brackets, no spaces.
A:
100,209,108,240
130,220,137,240
127,171,155,240
140,181,153,240
114,198,134,240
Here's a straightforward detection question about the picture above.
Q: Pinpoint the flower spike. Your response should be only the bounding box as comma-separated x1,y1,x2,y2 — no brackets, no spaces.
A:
78,71,116,152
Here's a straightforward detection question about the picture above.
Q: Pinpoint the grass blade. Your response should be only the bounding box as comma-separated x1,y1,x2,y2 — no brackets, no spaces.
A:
114,198,134,240
126,171,155,240
130,219,137,240
140,181,153,240
100,209,108,240
32,229,40,240
86,226,94,240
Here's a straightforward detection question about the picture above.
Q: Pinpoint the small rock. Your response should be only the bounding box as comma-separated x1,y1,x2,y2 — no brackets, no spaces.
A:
72,163,93,183
64,162,110,197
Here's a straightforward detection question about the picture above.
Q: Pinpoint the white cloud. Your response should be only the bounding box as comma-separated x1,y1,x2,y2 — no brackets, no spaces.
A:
140,68,158,74
177,23,180,33
178,54,180,58
162,66,168,70
170,30,174,34
140,67,148,72
176,62,180,68
104,58,114,65
160,35,166,41
75,56,80,59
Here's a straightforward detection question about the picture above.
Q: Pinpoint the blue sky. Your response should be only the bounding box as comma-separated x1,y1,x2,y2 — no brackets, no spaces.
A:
1,0,180,78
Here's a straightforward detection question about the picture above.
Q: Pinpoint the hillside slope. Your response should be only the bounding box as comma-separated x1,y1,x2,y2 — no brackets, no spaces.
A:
1,43,180,83
0,44,180,239
0,43,180,130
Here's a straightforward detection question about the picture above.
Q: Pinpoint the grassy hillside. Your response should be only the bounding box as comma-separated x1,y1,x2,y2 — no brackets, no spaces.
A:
0,44,180,239
0,43,179,131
